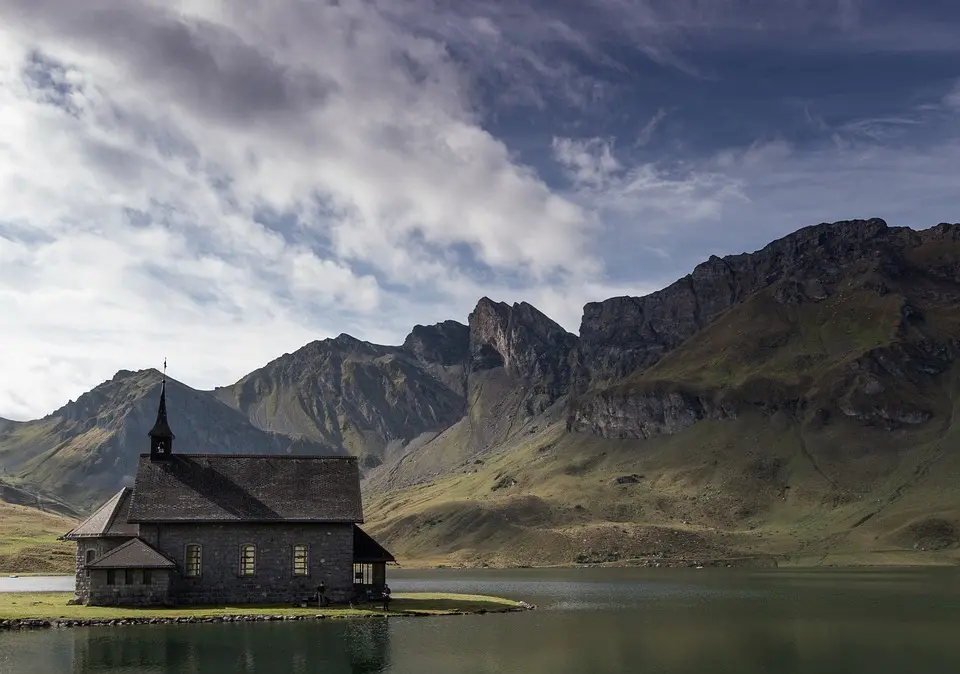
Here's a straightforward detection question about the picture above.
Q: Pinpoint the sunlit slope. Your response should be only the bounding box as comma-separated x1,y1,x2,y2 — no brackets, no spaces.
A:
364,244,960,567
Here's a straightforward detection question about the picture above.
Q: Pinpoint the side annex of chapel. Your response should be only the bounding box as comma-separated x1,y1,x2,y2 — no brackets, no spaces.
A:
63,377,394,606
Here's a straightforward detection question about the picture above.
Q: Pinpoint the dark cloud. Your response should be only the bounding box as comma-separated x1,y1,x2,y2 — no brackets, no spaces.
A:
20,49,83,116
2,0,337,125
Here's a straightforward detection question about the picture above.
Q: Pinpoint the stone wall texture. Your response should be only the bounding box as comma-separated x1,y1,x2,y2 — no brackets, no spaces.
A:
87,569,172,606
74,538,130,603
138,522,354,605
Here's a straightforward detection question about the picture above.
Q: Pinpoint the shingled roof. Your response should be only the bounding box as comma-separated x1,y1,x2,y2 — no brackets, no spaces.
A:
86,538,176,570
127,454,363,523
353,525,395,563
62,488,139,539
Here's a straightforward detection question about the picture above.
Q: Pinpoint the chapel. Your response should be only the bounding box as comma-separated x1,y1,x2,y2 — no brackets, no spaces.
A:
64,378,394,606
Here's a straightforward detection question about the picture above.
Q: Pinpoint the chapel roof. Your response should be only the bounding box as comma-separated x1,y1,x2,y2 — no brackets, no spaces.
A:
86,538,177,570
353,525,396,563
62,488,138,540
127,454,364,523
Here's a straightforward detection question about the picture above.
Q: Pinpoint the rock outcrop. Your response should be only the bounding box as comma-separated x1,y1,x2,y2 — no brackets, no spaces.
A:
401,320,471,396
570,219,960,441
568,387,736,439
571,218,946,391
468,298,578,415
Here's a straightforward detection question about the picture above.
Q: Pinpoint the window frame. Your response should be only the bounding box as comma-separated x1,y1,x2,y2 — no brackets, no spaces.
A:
292,544,309,577
239,543,257,577
184,543,203,578
124,569,135,585
142,569,153,585
106,569,116,586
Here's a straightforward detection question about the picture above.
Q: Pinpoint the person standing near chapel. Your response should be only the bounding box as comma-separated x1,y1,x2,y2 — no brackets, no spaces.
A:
316,581,328,607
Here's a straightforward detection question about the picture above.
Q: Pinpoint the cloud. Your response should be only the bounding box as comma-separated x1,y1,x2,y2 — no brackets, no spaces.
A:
636,108,668,147
552,137,622,187
553,135,749,228
946,80,960,109
0,0,629,420
1,0,959,420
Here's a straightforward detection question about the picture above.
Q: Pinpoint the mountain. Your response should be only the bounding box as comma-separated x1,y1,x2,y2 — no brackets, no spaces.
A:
361,219,960,566
4,218,960,567
0,369,340,510
211,331,468,469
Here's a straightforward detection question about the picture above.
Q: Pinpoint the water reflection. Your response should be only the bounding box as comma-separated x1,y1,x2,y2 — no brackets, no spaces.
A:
68,619,390,674
2,569,960,674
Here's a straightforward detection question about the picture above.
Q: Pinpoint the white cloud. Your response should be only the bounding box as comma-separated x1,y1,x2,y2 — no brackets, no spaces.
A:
0,0,629,420
553,135,749,232
552,137,622,187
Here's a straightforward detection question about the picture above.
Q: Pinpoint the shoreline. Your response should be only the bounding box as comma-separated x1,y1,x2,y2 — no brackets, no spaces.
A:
0,592,533,631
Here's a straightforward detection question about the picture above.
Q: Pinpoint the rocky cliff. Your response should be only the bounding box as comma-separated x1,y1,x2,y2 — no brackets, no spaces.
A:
568,219,960,440
468,298,578,414
572,218,956,390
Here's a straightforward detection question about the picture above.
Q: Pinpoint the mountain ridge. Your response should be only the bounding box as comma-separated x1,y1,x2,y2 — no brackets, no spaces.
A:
3,218,960,568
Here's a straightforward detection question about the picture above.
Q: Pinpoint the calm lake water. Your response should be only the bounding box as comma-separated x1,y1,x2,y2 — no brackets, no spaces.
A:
2,567,960,673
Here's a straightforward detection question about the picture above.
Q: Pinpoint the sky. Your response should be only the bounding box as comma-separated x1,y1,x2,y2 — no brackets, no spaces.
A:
1,0,959,421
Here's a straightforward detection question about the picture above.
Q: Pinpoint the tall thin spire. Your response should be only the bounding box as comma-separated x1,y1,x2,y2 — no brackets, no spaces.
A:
149,361,175,459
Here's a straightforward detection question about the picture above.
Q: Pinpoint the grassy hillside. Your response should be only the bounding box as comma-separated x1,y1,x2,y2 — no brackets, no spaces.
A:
363,394,960,567
364,255,960,568
0,496,77,574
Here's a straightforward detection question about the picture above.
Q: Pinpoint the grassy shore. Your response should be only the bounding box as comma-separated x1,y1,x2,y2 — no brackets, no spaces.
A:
0,592,527,622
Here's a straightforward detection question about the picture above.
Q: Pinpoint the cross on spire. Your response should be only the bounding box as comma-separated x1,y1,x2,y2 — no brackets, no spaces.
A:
149,358,175,460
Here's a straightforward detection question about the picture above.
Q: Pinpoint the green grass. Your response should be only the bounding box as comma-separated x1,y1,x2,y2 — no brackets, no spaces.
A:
0,501,76,574
363,383,960,570
0,592,524,621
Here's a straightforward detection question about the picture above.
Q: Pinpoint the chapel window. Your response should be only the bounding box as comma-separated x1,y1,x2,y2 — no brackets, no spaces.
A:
185,544,202,578
293,544,309,576
239,544,257,576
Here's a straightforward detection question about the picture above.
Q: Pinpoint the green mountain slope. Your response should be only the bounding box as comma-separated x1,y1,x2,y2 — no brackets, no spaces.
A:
0,370,340,511
360,220,960,566
211,332,467,469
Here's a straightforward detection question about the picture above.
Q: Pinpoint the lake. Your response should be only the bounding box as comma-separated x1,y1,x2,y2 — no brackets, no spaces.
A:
2,567,960,673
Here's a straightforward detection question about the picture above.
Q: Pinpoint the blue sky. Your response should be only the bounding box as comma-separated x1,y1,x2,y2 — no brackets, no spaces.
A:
1,0,958,420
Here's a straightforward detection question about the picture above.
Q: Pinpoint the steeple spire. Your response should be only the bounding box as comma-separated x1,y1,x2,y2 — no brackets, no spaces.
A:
148,360,175,460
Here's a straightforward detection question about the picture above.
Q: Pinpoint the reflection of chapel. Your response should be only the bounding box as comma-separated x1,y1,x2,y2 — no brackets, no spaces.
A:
63,377,394,606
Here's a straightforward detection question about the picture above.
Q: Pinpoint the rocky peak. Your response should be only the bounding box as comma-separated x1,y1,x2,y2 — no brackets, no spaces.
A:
468,297,578,413
402,320,470,367
573,218,934,390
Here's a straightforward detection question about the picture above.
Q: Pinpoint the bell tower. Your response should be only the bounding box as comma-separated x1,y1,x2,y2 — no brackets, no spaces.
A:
148,359,175,460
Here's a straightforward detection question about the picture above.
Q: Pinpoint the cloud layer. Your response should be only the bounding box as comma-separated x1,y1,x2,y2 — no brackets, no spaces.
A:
1,0,959,419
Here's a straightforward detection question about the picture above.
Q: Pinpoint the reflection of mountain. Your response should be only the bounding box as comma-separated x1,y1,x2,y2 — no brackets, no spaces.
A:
69,620,390,674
